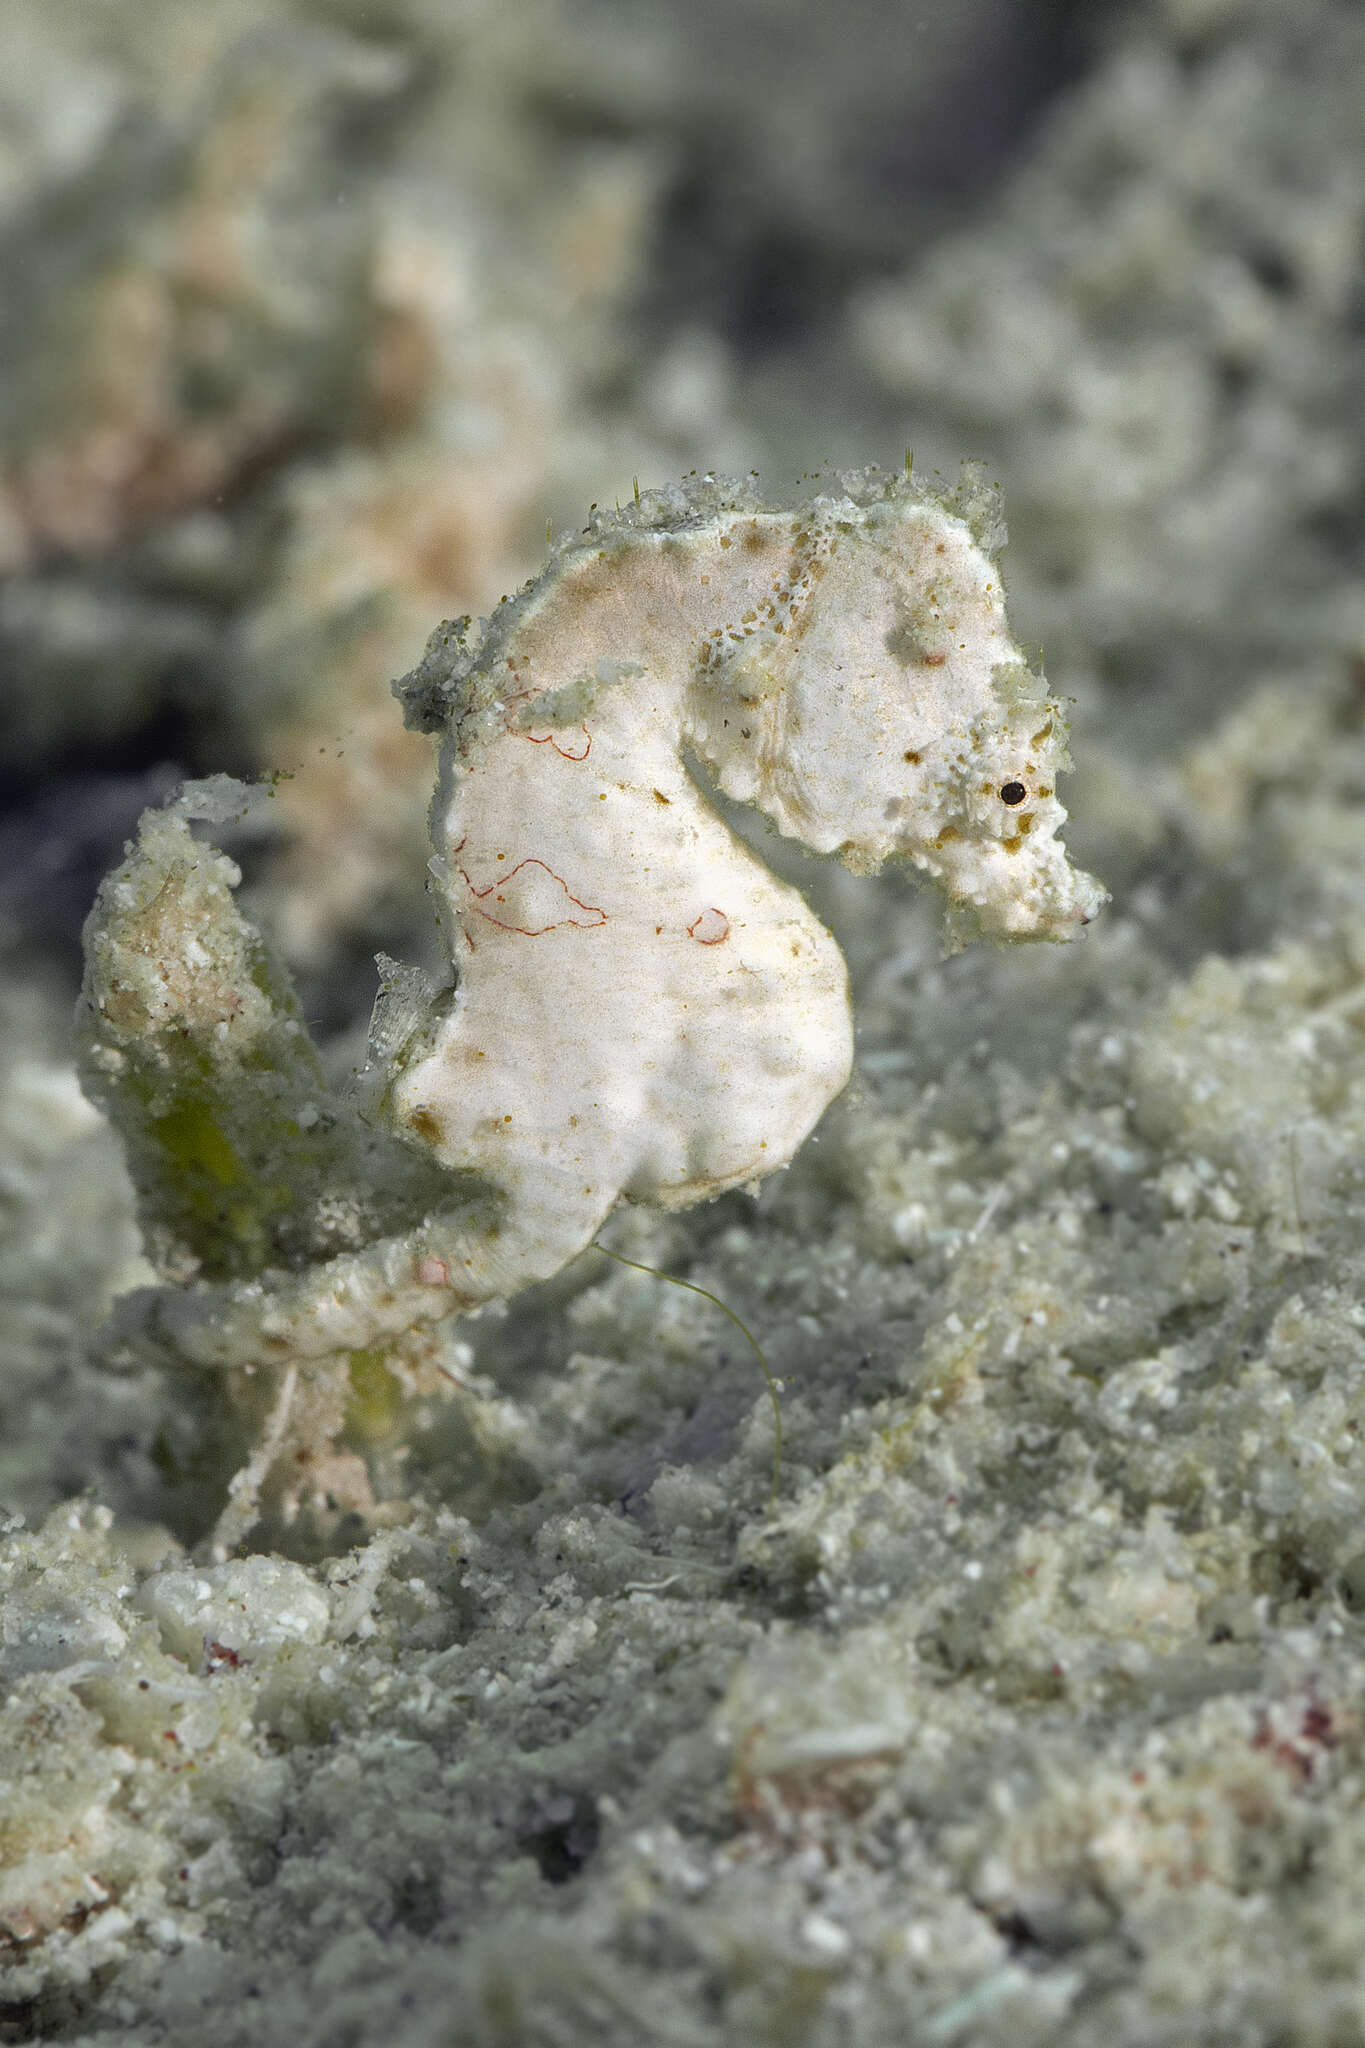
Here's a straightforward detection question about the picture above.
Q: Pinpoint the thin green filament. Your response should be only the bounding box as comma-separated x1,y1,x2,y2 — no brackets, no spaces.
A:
591,1240,783,1508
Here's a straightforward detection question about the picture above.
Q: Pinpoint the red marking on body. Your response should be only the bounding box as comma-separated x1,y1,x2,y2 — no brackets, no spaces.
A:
462,858,607,936
521,724,592,761
416,1255,449,1286
689,907,730,945
502,682,593,760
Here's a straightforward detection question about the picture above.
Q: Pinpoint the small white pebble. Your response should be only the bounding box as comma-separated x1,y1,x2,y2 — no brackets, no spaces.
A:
801,1912,851,1959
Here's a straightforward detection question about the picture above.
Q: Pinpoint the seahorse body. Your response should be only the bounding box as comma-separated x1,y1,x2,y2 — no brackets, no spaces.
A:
120,468,1103,1369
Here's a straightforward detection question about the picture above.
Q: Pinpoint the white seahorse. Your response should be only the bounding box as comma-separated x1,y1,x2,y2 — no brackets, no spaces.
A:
112,466,1103,1371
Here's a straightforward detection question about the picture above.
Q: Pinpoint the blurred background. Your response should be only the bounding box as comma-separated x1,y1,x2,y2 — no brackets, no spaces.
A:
0,0,1169,1024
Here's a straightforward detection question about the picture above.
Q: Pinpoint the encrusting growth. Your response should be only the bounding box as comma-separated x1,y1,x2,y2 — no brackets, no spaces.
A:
79,465,1103,1423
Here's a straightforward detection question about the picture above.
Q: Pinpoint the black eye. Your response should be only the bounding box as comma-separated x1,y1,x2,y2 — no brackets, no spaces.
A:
999,781,1027,806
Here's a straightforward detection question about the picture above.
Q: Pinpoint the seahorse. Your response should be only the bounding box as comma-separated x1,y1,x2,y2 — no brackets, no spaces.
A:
90,466,1103,1373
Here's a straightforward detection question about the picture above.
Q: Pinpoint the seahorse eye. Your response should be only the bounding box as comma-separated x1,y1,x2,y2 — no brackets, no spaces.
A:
999,780,1027,807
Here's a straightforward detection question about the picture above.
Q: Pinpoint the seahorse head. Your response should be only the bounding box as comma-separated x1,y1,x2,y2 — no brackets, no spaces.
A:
695,480,1105,948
